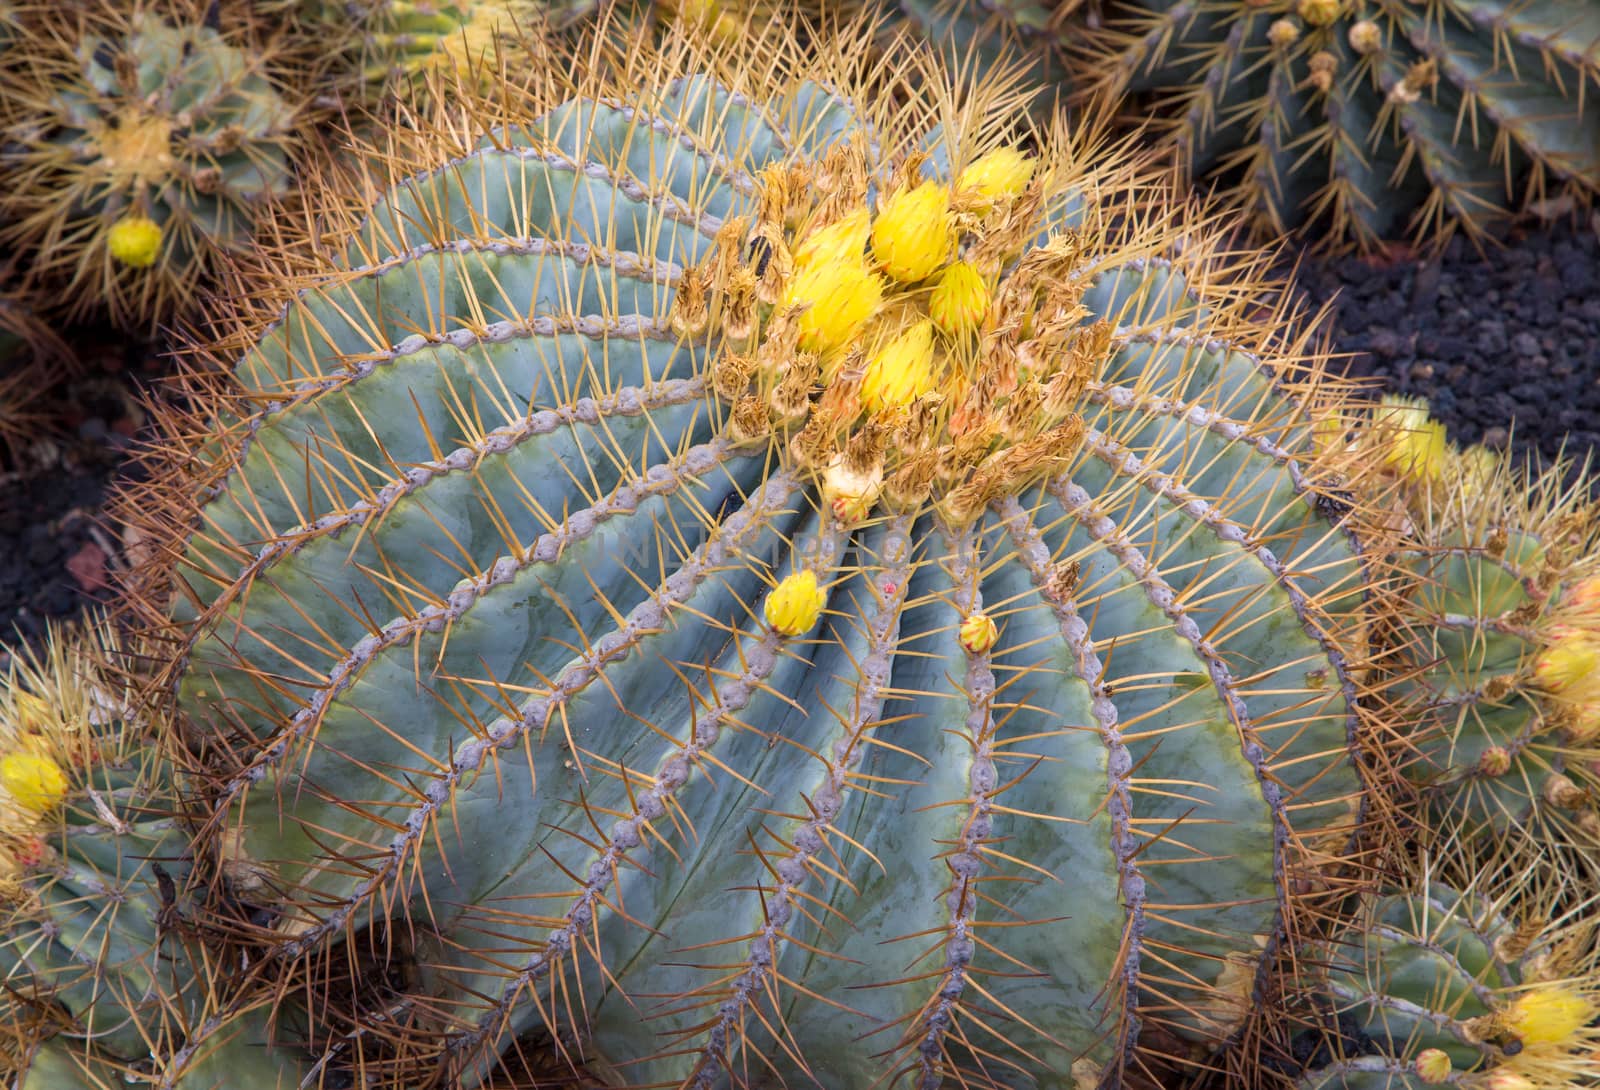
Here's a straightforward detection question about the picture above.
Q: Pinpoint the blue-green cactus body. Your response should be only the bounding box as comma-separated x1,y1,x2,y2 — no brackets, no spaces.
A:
169,64,1368,1088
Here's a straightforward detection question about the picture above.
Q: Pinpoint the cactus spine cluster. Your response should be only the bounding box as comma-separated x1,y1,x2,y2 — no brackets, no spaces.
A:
1074,0,1600,249
0,2,303,329
78,15,1408,1088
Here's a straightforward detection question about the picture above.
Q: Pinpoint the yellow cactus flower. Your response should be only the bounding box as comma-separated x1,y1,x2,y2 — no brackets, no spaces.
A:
872,182,952,283
959,612,998,655
794,209,871,270
929,261,991,336
107,213,163,268
1296,0,1341,25
861,321,939,413
1377,399,1448,481
1505,985,1595,1046
1535,629,1600,693
1482,1073,1534,1090
765,569,825,636
957,147,1036,205
1268,18,1301,47
1348,19,1382,54
784,259,884,355
0,752,68,814
1412,1049,1451,1084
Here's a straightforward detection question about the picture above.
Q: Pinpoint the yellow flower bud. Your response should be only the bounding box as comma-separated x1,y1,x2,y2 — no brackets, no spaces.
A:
794,209,871,270
959,612,998,655
861,320,939,413
1268,18,1301,47
1482,1072,1534,1090
872,182,953,283
1297,0,1341,25
107,213,163,268
1536,629,1600,693
0,752,68,814
783,259,885,355
1412,1049,1451,1084
1377,399,1448,481
1505,985,1595,1046
1348,19,1382,54
765,569,825,636
957,147,1036,205
929,261,991,336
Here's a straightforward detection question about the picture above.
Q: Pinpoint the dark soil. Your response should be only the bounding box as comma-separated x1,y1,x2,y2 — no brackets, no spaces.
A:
1286,213,1600,488
3,216,1599,649
0,336,156,656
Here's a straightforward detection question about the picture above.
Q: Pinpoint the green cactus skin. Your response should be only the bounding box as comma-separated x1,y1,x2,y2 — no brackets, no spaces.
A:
0,7,300,329
1075,0,1600,250
141,25,1382,1088
890,0,1072,111
1293,880,1597,1090
1381,520,1599,849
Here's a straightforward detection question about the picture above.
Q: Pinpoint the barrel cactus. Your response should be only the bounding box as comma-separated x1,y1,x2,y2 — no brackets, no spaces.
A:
0,2,304,330
107,15,1403,1088
1293,869,1600,1090
0,617,312,1089
1074,0,1600,250
1347,398,1600,869
888,0,1072,111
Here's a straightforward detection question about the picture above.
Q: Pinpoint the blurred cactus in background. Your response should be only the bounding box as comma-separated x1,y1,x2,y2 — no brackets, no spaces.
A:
0,2,306,331
1071,0,1600,250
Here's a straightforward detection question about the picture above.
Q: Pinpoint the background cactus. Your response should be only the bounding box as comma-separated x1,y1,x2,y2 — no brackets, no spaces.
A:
0,1,306,330
1292,864,1600,1090
1073,0,1600,250
0,617,311,1089
1347,397,1600,873
104,14,1412,1089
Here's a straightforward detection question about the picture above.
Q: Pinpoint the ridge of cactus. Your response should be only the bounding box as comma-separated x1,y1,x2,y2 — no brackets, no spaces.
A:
0,1,308,331
95,12,1424,1088
1072,0,1600,251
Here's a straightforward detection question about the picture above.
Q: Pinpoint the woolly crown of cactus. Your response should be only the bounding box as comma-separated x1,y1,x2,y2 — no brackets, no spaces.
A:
116,12,1401,1089
0,1,303,329
1073,0,1600,250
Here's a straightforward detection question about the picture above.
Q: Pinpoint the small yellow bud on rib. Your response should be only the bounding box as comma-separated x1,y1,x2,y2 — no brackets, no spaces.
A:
959,612,998,655
1482,1071,1534,1090
0,752,68,814
1412,1048,1452,1084
1377,398,1448,481
1268,18,1301,47
1348,19,1382,54
929,261,991,336
765,570,826,636
1296,0,1341,25
1505,985,1594,1046
861,321,939,413
958,148,1036,206
872,182,953,283
107,213,163,268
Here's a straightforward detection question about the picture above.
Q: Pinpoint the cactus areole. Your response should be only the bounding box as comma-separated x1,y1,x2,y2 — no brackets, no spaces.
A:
167,36,1372,1089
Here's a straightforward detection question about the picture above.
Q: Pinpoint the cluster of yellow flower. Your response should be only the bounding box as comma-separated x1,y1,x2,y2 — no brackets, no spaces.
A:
694,143,1117,644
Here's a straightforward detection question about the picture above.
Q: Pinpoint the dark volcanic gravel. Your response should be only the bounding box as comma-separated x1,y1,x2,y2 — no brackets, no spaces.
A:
1286,215,1600,488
